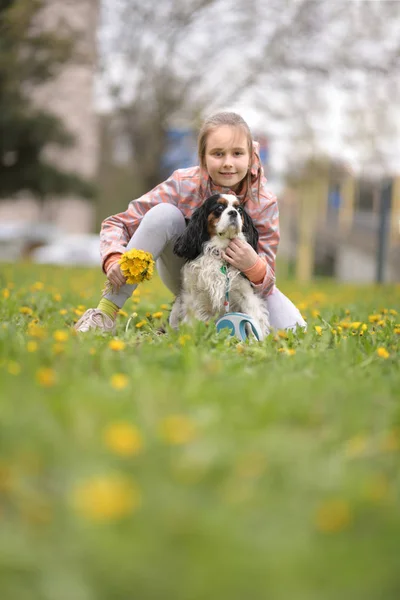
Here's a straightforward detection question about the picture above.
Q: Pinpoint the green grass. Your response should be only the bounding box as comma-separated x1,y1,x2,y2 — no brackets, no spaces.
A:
0,262,399,600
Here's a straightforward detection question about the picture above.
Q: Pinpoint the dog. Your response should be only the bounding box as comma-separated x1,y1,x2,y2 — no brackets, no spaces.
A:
170,193,270,339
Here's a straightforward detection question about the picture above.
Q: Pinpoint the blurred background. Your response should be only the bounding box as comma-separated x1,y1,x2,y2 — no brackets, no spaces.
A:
0,0,399,282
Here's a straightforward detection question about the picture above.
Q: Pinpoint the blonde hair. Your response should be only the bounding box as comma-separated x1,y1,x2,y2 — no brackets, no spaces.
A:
198,111,258,202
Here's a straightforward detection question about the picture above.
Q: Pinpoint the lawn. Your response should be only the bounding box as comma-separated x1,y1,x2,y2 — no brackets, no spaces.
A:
0,262,399,600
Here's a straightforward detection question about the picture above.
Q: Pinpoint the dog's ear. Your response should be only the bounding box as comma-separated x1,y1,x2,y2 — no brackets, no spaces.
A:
241,208,259,252
174,203,210,260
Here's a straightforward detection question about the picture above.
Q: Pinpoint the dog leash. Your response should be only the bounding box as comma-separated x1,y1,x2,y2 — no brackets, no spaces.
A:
220,263,230,312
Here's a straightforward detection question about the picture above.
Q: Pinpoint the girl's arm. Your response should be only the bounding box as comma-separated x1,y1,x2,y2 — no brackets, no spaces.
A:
252,192,280,296
99,173,181,272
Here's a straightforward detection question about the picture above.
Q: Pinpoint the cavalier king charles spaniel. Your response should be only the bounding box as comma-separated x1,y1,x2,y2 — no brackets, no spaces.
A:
170,193,270,338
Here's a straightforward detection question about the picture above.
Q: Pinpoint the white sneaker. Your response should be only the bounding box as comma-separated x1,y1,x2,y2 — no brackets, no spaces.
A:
74,308,116,334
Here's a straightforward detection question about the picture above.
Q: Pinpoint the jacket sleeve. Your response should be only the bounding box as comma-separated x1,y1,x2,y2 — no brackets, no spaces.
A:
251,190,280,297
99,172,181,271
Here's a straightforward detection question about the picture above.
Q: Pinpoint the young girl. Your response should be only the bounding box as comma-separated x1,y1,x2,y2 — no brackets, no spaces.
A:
75,112,306,333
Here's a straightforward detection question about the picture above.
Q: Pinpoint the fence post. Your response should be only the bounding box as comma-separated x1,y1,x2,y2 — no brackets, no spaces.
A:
376,179,392,283
296,179,318,282
389,176,400,248
338,175,355,233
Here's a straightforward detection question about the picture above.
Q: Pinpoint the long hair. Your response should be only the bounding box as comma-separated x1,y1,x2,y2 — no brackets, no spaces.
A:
197,112,259,203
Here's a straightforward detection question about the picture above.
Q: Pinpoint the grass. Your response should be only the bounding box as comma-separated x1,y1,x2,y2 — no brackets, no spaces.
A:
0,262,399,600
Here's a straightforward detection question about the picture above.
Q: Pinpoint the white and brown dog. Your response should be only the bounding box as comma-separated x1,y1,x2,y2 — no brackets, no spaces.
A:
171,194,270,338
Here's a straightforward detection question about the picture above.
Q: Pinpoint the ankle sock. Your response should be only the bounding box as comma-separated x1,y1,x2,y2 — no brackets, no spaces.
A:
97,298,119,320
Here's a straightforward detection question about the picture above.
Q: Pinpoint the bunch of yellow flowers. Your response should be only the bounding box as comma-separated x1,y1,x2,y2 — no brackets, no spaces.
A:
119,249,155,284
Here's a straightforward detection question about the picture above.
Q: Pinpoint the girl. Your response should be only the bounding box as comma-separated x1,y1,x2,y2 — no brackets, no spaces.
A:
75,112,306,333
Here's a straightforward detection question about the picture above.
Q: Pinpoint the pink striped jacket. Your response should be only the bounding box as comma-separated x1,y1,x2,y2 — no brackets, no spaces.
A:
100,144,279,296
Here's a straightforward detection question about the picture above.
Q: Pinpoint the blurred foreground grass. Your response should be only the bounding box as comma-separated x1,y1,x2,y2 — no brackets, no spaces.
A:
0,262,399,600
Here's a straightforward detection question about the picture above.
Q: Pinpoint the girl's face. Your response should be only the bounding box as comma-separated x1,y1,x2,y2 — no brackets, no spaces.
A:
204,125,251,192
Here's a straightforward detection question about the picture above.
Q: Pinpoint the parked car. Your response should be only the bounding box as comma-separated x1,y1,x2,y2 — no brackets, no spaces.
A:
0,221,60,262
31,234,101,267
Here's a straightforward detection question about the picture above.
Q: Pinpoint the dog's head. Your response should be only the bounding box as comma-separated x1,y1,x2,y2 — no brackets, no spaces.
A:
174,194,259,261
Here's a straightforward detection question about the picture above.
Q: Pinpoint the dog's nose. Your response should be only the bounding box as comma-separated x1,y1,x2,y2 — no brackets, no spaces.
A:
228,210,237,217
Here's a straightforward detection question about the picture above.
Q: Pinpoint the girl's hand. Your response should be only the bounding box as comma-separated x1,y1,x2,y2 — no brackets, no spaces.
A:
222,238,259,272
106,262,126,291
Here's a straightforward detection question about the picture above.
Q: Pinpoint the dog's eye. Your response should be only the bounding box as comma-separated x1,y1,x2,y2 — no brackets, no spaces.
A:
236,206,243,213
214,204,225,215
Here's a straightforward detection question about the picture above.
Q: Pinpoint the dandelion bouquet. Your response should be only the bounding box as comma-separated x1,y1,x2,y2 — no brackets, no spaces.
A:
103,249,155,294
119,249,154,284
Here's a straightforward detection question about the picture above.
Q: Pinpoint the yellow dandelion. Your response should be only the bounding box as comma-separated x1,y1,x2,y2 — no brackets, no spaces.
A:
389,309,397,315
103,422,144,456
31,282,44,291
159,415,197,445
315,499,351,533
178,334,191,346
53,330,69,342
368,314,380,323
376,347,390,359
345,434,368,458
118,249,154,285
89,347,96,355
8,361,21,376
314,325,322,335
311,309,320,318
160,304,169,310
53,293,62,302
59,309,68,316
19,306,33,316
108,339,126,351
351,322,362,329
152,311,163,319
377,319,385,327
2,288,10,299
119,310,128,317
71,475,141,522
74,308,84,317
135,320,147,329
380,430,399,452
52,343,65,355
394,327,400,335
27,323,47,339
36,368,57,387
278,330,288,339
110,373,129,390
26,341,38,353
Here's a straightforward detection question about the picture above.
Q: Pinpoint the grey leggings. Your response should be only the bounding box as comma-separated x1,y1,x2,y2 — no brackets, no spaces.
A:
104,204,186,307
104,203,306,331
